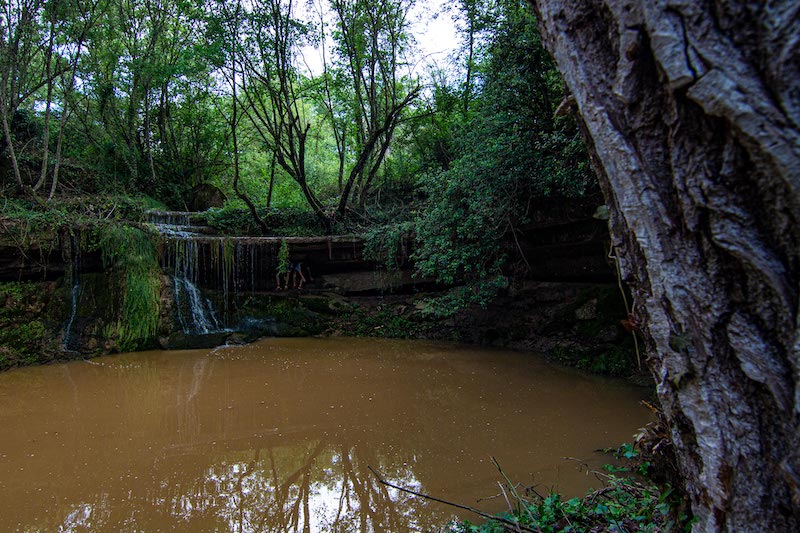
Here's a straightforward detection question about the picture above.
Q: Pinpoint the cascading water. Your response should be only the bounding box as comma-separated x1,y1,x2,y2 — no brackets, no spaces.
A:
146,210,279,334
173,276,223,334
63,281,82,351
145,209,362,341
62,232,82,352
147,211,227,334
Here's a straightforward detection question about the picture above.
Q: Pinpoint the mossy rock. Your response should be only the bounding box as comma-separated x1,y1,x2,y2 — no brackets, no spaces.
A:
0,281,63,369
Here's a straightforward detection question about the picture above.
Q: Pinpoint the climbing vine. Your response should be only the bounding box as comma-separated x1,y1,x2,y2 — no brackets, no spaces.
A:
277,240,290,273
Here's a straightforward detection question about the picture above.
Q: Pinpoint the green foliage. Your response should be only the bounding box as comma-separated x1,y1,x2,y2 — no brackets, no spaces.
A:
0,195,166,248
450,464,691,533
277,240,290,274
260,297,324,337
0,198,69,248
412,1,595,307
339,304,427,339
548,339,636,378
580,344,636,377
413,167,508,284
415,277,509,319
544,285,638,377
94,224,161,351
364,221,414,270
0,321,47,367
203,204,324,236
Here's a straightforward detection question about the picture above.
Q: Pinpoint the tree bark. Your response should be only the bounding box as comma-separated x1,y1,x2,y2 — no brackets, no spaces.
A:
529,1,800,531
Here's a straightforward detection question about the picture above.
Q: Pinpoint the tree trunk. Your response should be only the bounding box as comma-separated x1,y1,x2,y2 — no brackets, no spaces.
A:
529,1,800,531
0,92,24,191
34,17,56,194
230,2,268,235
266,150,276,208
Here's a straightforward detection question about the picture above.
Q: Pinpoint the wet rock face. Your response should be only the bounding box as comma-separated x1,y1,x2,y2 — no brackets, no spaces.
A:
530,0,800,529
0,245,63,282
0,281,64,369
1,199,622,371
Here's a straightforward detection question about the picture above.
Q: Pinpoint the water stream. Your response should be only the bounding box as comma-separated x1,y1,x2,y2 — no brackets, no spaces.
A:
62,280,82,351
173,275,224,334
147,210,232,333
0,338,652,532
62,232,82,352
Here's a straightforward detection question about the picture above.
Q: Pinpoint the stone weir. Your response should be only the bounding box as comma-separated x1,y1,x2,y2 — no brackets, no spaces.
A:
146,211,375,338
0,201,620,366
147,210,369,292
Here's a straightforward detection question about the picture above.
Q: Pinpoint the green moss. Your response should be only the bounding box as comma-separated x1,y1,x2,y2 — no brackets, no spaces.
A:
0,195,166,248
94,224,162,351
0,321,47,366
339,305,428,339
299,296,337,315
579,342,637,377
277,240,290,273
250,296,325,337
0,282,58,369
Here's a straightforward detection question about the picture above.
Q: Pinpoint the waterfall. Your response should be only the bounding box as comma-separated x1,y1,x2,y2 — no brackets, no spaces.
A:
173,276,223,335
146,209,278,288
62,232,82,352
146,211,227,334
145,210,366,338
63,278,82,351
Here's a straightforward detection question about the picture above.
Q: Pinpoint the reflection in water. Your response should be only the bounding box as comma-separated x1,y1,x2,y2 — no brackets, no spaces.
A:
0,338,652,532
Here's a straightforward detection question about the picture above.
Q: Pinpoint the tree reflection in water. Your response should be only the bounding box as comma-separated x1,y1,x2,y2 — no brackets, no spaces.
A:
55,442,441,532
183,443,434,532
1,338,652,532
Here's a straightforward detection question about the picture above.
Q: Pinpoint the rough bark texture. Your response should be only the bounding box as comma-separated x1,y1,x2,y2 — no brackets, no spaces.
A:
529,1,800,530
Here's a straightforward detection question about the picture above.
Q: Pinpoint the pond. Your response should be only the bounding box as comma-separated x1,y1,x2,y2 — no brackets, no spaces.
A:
0,337,652,532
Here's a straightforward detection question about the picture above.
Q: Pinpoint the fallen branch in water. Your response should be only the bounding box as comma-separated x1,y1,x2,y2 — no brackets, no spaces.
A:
367,465,541,533
491,456,537,524
476,482,528,503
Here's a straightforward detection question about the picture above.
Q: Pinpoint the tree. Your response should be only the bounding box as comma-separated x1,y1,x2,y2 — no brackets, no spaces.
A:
64,0,225,200
212,0,268,233
530,0,800,530
449,0,494,115
414,0,592,296
239,0,332,232
0,0,47,192
34,0,104,200
328,0,420,214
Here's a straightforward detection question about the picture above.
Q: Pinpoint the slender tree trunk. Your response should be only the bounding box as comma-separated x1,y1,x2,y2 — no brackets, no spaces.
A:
463,3,475,115
34,18,56,193
0,92,24,191
230,6,268,234
530,1,800,530
266,150,276,208
144,88,157,187
48,105,69,200
360,129,393,207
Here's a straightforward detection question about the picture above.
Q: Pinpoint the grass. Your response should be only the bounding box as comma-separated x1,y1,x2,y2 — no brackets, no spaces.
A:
95,224,162,351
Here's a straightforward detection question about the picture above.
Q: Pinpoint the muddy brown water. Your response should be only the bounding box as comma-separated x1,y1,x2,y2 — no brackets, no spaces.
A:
0,337,652,532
